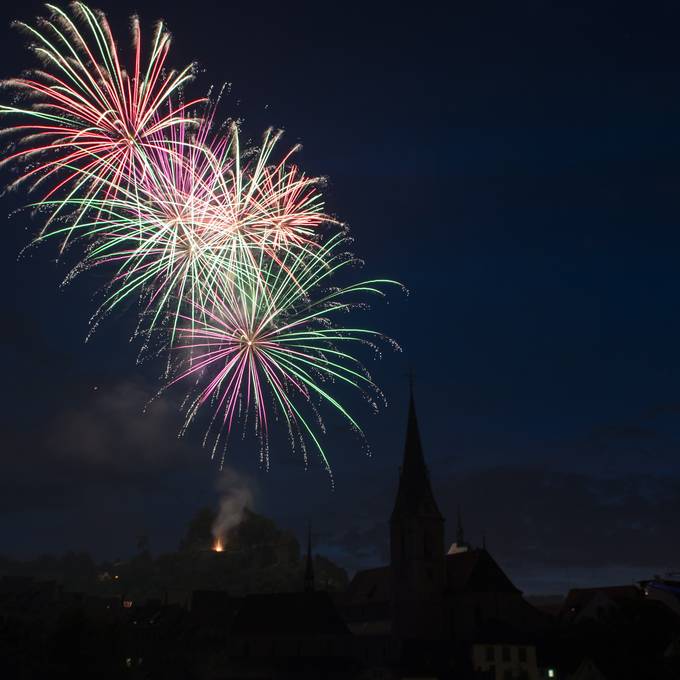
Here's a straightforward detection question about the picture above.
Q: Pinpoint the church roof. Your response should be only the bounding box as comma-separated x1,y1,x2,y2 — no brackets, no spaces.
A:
345,548,521,605
345,566,391,604
446,549,521,594
390,389,443,522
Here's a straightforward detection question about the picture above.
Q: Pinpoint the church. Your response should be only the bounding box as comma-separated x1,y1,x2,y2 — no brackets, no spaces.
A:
340,389,549,675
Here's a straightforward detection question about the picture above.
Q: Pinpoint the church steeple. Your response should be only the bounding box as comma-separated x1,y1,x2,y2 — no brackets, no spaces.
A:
390,385,447,639
304,523,314,592
448,505,470,554
457,506,465,545
391,386,443,522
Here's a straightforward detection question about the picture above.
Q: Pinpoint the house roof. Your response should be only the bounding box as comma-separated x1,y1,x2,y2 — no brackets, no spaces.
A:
570,651,665,680
561,585,640,615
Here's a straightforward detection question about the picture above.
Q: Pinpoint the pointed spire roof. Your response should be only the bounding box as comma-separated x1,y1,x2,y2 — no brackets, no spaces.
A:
304,523,315,592
391,385,443,521
456,506,465,545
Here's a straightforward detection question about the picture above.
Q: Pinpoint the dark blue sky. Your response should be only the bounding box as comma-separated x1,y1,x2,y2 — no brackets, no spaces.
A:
2,0,680,594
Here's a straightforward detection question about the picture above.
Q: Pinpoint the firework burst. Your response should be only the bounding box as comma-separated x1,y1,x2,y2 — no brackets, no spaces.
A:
171,235,401,473
1,2,402,475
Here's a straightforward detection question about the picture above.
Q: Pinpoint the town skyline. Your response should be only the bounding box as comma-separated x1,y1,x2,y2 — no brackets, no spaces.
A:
3,0,680,598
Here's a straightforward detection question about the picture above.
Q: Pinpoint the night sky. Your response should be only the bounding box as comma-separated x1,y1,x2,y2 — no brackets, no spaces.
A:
2,0,680,594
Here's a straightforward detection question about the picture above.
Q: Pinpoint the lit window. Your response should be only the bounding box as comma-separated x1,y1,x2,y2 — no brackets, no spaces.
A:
548,670,556,678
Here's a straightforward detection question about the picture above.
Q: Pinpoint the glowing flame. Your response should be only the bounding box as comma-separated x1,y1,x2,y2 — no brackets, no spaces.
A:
213,537,224,552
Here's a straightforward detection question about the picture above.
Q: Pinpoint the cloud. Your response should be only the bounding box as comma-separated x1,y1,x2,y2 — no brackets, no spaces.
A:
324,521,390,570
435,465,680,573
313,462,680,589
45,379,190,471
0,376,198,515
589,423,657,442
645,403,680,418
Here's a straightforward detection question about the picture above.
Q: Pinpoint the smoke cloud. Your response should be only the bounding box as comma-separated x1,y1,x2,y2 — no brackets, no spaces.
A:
46,379,189,471
212,468,255,543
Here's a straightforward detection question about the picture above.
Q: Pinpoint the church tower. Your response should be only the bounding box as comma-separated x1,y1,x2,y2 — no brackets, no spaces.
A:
390,387,447,639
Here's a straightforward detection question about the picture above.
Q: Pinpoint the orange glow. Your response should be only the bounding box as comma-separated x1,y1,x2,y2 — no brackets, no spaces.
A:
213,537,224,552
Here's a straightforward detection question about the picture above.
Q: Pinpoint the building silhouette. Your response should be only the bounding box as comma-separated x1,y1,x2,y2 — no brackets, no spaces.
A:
390,388,447,640
343,387,549,675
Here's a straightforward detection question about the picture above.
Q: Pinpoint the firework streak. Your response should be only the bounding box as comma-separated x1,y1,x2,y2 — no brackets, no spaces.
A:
1,2,401,473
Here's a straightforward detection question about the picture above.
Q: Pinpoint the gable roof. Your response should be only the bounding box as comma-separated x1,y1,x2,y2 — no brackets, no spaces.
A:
446,549,521,594
345,549,521,604
561,585,640,616
346,567,391,604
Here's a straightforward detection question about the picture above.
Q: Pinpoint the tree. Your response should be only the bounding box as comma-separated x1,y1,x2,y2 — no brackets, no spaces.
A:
179,507,216,552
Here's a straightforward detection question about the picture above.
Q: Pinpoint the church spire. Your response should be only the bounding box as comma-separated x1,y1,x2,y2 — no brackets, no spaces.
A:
391,384,443,521
304,523,314,592
457,506,465,545
389,382,447,639
448,505,470,554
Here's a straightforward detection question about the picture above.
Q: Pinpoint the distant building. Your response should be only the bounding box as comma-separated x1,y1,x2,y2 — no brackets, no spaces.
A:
471,642,539,680
560,586,641,623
